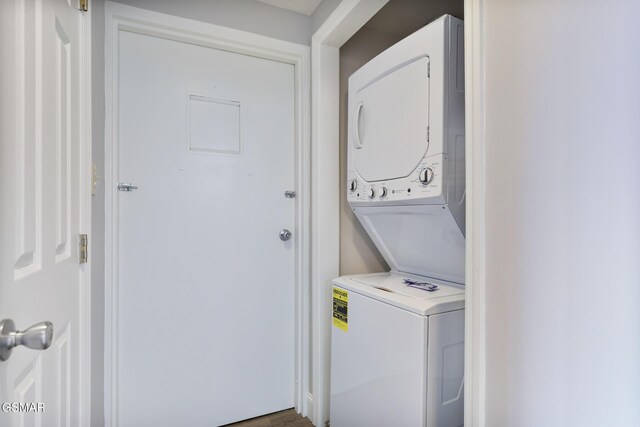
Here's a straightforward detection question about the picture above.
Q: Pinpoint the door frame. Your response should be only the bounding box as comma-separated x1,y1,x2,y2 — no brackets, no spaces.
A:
79,4,93,426
308,3,389,424
103,3,311,425
309,1,487,426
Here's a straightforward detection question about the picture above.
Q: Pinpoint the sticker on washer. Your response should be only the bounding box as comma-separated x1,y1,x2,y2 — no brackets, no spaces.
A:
332,287,348,332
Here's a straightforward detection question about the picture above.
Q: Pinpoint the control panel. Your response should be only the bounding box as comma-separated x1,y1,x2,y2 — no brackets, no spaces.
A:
347,154,446,206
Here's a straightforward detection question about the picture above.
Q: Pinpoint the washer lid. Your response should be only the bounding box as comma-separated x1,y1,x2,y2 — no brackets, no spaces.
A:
350,273,463,300
333,272,464,316
353,204,465,285
350,56,430,182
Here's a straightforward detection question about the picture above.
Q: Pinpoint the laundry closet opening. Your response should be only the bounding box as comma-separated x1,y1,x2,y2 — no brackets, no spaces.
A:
338,0,464,278
328,0,466,425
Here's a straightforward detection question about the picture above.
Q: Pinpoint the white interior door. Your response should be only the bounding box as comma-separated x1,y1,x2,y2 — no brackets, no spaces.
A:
115,29,296,427
0,0,87,426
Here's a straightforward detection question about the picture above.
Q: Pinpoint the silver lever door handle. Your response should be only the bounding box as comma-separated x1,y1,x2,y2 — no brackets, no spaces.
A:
0,319,54,362
117,182,138,192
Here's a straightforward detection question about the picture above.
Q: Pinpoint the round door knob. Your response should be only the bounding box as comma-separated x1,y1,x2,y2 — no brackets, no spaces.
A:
368,188,376,199
0,319,54,362
378,187,387,198
349,179,357,192
419,167,434,185
279,229,292,241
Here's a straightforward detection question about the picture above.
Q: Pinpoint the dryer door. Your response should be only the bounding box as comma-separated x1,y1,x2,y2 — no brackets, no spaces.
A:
350,57,430,182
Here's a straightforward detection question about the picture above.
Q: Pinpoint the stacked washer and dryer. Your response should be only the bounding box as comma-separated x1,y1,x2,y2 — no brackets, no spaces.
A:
330,15,466,427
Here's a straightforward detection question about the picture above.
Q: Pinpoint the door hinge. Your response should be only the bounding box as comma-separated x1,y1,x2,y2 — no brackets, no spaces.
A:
427,62,430,78
79,0,88,12
79,234,88,264
427,126,430,142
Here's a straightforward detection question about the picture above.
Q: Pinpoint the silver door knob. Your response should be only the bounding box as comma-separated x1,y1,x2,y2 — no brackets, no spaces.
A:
0,319,54,362
279,229,292,241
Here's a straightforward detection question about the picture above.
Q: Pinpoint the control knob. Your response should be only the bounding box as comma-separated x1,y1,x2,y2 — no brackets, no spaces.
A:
378,187,387,198
368,188,376,199
419,167,434,185
349,179,357,192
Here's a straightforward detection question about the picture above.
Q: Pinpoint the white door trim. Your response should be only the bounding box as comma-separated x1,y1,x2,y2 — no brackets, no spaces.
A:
309,1,487,426
309,1,389,425
79,4,93,426
103,3,311,425
463,1,487,426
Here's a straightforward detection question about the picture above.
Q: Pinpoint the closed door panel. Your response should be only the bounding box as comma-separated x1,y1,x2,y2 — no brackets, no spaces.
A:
117,31,295,427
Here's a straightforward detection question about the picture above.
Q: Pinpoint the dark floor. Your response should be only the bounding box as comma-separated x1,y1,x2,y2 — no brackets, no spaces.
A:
226,409,314,427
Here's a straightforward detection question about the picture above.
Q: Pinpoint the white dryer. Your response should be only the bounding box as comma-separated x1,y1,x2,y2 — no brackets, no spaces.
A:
330,15,466,427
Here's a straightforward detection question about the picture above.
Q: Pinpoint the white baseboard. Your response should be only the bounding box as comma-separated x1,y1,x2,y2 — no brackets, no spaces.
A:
306,392,314,423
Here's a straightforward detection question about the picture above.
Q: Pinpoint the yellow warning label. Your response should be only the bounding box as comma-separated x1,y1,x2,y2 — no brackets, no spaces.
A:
332,287,348,332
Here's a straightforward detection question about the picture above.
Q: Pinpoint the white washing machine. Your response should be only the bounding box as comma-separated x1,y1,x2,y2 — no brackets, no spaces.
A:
330,15,466,427
331,273,464,427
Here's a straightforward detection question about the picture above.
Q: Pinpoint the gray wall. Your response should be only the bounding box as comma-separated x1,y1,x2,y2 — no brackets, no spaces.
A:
483,0,640,425
109,0,311,45
90,1,106,426
311,0,341,34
